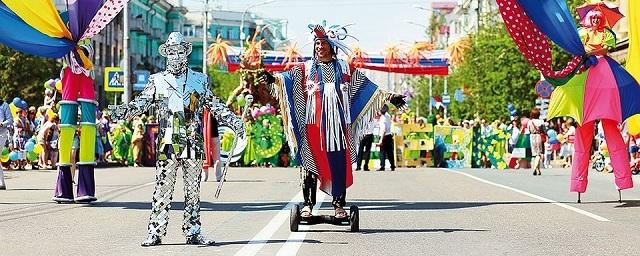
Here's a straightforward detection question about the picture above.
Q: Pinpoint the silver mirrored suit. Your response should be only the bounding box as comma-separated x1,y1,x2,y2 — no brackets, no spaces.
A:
110,32,242,246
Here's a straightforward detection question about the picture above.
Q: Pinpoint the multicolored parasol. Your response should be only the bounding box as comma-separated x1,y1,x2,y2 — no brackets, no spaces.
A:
576,0,624,28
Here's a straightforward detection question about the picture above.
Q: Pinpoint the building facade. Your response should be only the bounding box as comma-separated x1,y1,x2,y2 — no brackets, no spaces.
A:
184,9,288,71
447,0,497,46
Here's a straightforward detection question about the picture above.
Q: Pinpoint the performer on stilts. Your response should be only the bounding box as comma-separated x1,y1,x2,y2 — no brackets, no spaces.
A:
496,0,640,201
260,22,405,218
52,43,99,203
110,32,242,246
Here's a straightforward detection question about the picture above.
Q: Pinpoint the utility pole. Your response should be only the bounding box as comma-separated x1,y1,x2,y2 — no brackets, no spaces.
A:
203,0,209,74
123,1,131,103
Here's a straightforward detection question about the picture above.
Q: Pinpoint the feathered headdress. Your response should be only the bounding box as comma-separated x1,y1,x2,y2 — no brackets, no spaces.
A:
308,20,358,57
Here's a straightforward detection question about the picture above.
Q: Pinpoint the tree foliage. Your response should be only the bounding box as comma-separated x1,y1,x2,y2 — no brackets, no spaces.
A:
208,68,240,100
0,45,61,105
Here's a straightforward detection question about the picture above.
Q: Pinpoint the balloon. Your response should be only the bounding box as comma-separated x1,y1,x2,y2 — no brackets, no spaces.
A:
55,80,63,91
1,147,9,156
0,155,8,163
8,151,19,161
18,99,28,110
27,151,38,161
25,141,35,152
34,144,44,154
45,79,56,88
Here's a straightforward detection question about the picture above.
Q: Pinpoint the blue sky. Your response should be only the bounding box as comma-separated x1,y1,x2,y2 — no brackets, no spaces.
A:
183,0,436,54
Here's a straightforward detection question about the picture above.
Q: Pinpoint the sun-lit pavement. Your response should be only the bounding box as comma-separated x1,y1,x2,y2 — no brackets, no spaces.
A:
2,166,640,256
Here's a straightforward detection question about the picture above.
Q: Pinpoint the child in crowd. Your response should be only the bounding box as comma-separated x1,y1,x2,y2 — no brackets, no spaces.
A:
544,140,552,169
12,128,26,170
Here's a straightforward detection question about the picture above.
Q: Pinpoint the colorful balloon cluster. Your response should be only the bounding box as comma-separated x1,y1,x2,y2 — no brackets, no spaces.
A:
44,78,63,92
0,138,42,163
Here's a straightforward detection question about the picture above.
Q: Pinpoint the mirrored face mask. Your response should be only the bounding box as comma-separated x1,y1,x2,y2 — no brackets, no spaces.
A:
165,45,188,75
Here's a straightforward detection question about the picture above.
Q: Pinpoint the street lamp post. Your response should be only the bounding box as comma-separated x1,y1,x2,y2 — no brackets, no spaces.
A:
123,1,131,103
240,0,275,53
203,0,209,74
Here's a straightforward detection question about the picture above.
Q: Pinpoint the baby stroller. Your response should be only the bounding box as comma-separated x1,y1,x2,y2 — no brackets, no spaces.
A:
591,139,608,172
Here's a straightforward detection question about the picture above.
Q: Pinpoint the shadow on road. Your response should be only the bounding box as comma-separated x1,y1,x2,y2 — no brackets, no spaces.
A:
0,188,53,191
304,228,488,234
614,200,640,208
89,200,550,212
153,239,324,247
360,228,488,234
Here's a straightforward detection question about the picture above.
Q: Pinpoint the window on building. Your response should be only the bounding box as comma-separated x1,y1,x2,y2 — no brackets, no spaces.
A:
195,25,203,37
220,26,228,39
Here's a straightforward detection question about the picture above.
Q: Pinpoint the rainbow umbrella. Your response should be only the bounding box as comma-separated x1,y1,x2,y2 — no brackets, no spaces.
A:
577,0,624,28
0,0,127,58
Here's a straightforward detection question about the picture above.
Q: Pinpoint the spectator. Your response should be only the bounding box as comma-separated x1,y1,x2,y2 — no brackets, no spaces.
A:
131,122,144,167
355,122,374,171
377,104,395,171
99,112,113,162
45,115,60,169
44,88,56,108
0,99,12,190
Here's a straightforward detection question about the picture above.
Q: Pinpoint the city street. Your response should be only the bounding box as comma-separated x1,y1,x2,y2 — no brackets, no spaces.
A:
2,166,640,255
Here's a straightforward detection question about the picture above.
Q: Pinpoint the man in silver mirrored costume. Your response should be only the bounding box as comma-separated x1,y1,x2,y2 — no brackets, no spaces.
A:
110,32,243,247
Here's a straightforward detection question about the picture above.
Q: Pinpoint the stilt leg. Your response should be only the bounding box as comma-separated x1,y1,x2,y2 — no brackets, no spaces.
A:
618,190,622,203
577,192,581,203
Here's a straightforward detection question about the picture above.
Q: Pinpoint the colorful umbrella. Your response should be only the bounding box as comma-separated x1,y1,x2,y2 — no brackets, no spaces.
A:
577,0,624,28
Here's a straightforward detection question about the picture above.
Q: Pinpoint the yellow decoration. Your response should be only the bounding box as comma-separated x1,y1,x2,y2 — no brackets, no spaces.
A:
243,27,266,67
382,44,404,67
280,42,303,69
349,45,369,68
2,0,72,39
207,34,231,67
0,155,8,163
406,41,434,66
448,37,471,66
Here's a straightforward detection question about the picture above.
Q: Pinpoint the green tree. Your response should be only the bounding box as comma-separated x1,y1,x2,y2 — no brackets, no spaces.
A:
0,45,61,106
208,68,240,100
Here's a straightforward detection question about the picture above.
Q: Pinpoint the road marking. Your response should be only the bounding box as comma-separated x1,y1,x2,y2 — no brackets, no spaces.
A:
234,191,303,256
448,169,610,222
275,193,327,256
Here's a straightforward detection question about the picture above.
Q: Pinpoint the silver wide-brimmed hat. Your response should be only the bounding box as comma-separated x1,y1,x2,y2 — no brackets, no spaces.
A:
159,32,192,57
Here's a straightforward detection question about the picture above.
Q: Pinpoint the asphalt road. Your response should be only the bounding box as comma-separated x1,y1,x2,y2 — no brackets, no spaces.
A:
1,166,640,256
